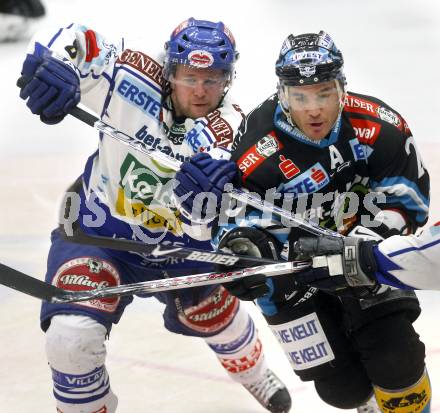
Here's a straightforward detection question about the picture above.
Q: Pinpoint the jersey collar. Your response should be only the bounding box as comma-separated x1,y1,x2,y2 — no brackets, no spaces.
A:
273,104,342,148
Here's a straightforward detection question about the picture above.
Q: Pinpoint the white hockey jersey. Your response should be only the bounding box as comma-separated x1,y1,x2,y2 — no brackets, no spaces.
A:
374,223,440,290
28,23,244,266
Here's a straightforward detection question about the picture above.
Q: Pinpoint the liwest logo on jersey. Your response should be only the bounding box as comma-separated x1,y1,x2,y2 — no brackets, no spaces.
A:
349,118,382,145
281,162,330,197
116,76,161,120
237,132,283,180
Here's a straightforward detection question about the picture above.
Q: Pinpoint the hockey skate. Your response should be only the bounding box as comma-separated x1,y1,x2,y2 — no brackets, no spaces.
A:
357,394,380,413
243,368,291,413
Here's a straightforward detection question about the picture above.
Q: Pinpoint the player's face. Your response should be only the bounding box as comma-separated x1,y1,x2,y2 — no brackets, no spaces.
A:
170,65,228,119
285,80,343,141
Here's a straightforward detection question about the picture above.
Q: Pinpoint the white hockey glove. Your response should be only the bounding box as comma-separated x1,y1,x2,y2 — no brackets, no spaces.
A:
293,232,379,296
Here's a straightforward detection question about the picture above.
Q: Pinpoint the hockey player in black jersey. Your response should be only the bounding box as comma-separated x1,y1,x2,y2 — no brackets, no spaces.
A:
176,31,431,413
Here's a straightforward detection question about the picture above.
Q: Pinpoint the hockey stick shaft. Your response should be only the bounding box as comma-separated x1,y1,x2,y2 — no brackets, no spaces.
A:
62,220,276,266
0,260,311,303
19,74,339,239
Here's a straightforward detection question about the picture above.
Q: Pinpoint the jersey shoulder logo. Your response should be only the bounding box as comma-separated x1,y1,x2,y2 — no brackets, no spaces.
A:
256,133,280,157
237,132,283,181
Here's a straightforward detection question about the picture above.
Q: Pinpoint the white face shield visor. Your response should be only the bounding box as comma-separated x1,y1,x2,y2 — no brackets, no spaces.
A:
168,65,231,91
280,79,345,114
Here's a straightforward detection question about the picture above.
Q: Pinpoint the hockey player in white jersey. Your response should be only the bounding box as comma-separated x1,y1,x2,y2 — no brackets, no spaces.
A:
18,18,291,413
293,222,440,291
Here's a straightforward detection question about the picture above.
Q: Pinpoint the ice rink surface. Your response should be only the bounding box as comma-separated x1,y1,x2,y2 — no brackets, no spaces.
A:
0,0,440,411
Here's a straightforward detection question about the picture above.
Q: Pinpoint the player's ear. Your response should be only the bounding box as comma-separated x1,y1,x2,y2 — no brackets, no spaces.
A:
277,83,289,112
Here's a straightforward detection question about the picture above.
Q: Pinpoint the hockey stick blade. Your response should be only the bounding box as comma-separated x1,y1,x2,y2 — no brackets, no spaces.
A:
0,263,69,302
0,260,310,303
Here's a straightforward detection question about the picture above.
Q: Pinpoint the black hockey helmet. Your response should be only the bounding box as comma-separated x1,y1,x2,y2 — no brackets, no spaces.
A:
275,31,345,87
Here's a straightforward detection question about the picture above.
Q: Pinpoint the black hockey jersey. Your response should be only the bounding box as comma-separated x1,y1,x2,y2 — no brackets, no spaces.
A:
229,92,430,234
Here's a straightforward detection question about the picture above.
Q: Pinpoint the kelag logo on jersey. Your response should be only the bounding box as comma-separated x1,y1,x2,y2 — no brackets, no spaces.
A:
117,153,182,235
116,76,161,121
281,162,330,197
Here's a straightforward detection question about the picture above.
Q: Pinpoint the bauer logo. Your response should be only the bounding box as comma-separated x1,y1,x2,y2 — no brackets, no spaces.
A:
255,133,280,157
188,50,214,68
282,162,329,197
270,312,335,370
52,257,120,313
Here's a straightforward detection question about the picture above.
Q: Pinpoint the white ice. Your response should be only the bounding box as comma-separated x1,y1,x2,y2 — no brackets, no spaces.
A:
0,0,440,411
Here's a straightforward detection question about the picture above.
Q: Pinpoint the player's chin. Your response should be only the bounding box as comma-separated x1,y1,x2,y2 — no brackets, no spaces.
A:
305,124,330,141
190,104,212,118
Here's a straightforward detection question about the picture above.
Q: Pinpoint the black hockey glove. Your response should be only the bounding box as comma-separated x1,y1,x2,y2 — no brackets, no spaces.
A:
293,235,379,296
217,227,280,301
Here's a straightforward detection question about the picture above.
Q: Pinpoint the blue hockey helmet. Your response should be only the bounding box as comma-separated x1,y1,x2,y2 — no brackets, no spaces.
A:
275,31,346,87
164,18,238,81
